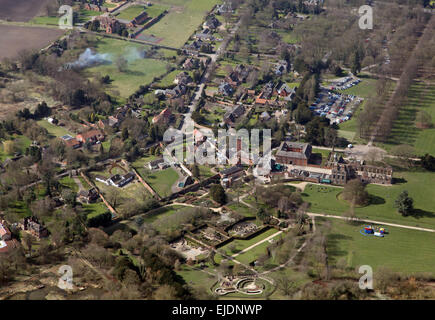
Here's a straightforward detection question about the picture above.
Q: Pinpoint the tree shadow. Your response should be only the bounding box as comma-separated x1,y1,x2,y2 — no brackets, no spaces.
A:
412,208,435,219
368,194,386,205
327,233,352,259
393,177,407,184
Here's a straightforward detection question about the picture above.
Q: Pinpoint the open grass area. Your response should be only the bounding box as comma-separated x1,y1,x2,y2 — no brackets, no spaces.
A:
302,170,435,229
82,202,109,219
138,167,179,198
325,218,435,273
116,5,146,21
0,134,32,161
86,37,170,98
37,120,74,138
234,232,284,265
59,176,79,193
381,82,435,156
143,0,220,48
30,16,60,26
77,9,104,24
176,265,216,292
339,74,379,99
218,228,280,257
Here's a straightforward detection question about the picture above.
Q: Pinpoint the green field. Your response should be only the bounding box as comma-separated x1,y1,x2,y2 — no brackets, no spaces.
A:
86,37,170,98
218,228,280,257
302,170,435,230
0,134,32,161
143,0,220,48
30,16,60,26
139,167,179,197
382,82,435,156
325,219,435,273
37,120,73,138
116,5,146,21
339,74,379,99
234,232,284,265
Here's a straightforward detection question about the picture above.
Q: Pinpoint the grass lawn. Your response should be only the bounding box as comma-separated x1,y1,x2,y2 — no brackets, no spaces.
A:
30,16,60,26
226,202,256,217
176,265,216,292
234,232,284,265
339,74,379,99
218,228,280,256
37,120,73,138
143,0,221,48
381,82,435,156
139,167,179,198
125,205,185,233
86,37,170,98
302,170,435,229
59,176,79,193
325,218,435,273
0,134,32,161
77,9,104,24
116,5,146,21
145,3,170,18
82,202,109,219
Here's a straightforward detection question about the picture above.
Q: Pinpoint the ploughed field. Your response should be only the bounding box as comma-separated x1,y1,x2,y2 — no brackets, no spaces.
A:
0,0,51,22
0,25,64,59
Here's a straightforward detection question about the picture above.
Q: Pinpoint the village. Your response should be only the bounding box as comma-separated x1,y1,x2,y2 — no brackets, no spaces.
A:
0,0,434,301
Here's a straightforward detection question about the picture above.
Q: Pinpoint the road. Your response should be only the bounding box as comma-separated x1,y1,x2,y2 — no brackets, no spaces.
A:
180,17,243,133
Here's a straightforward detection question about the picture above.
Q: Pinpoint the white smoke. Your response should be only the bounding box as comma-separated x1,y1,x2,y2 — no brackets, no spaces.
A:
123,47,146,62
65,48,112,69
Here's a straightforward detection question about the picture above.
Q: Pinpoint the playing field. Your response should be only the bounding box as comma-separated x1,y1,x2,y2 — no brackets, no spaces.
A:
116,5,146,21
382,82,435,156
302,170,435,230
142,0,221,48
325,219,435,273
85,37,170,98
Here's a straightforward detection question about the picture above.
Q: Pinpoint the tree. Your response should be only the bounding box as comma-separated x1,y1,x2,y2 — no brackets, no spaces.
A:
351,50,361,76
116,55,128,73
415,110,432,129
342,179,369,207
420,153,435,171
210,184,226,205
257,207,270,222
394,191,414,216
62,189,76,207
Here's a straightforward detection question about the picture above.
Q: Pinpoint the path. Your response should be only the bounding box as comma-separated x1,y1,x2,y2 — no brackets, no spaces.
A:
306,212,435,233
231,230,283,258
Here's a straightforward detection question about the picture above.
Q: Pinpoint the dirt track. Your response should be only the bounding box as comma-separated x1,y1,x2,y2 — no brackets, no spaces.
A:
0,25,64,60
0,0,51,22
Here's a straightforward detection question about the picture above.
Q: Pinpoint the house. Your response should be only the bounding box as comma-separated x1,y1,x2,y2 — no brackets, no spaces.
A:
61,135,81,149
96,16,123,34
108,172,135,187
21,216,48,240
183,58,196,70
224,105,245,124
219,165,245,179
275,141,312,166
174,71,193,85
219,81,233,96
84,3,108,12
152,107,173,124
275,60,288,75
76,129,105,145
148,158,165,170
97,172,135,187
259,111,271,121
77,188,99,204
203,15,220,29
216,2,235,14
98,115,121,130
194,28,215,41
178,176,194,188
165,84,187,98
276,83,295,98
127,11,149,27
0,221,11,241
